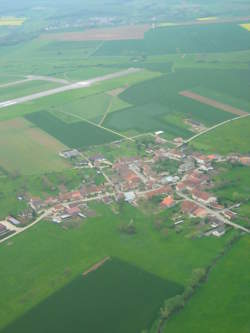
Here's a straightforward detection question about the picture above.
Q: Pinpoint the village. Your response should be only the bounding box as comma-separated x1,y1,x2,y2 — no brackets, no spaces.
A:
1,132,250,242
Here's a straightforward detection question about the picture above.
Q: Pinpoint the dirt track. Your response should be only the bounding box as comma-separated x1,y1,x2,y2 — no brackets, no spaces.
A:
41,25,150,41
82,257,110,277
179,90,248,116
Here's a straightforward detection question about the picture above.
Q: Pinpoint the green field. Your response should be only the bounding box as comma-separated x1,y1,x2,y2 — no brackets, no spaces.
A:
191,116,250,154
51,92,112,124
1,258,183,333
212,164,250,205
96,24,250,56
163,236,250,333
0,203,234,331
102,68,248,136
25,111,120,148
104,104,193,138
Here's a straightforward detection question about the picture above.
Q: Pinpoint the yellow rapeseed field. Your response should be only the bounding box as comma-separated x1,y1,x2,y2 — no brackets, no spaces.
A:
240,23,250,31
0,17,25,26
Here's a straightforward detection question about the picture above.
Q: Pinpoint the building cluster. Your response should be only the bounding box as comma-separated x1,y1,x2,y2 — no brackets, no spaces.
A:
1,135,249,241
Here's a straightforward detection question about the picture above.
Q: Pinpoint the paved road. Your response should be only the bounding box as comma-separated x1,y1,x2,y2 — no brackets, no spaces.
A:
0,68,142,110
181,113,250,146
177,191,249,233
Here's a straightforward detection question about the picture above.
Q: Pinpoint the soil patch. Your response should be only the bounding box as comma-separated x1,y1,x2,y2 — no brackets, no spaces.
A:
179,90,248,116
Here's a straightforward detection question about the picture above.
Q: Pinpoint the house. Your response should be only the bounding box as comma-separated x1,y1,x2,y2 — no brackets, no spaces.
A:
239,156,250,166
181,200,199,215
30,197,43,211
222,210,237,220
192,190,217,205
71,191,82,201
192,207,208,218
124,192,136,203
167,149,183,160
161,196,174,208
44,196,58,206
155,130,164,136
59,149,80,159
212,226,226,237
145,185,172,199
193,153,208,165
66,206,81,216
161,176,180,184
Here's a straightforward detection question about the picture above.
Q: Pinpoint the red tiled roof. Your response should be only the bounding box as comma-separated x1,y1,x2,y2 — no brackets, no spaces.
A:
161,196,174,207
181,200,199,214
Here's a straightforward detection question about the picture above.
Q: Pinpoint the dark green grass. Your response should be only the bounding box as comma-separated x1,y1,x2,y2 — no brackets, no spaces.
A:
104,103,193,138
96,24,250,56
120,68,250,119
104,68,249,133
1,258,183,333
25,111,119,148
163,236,250,333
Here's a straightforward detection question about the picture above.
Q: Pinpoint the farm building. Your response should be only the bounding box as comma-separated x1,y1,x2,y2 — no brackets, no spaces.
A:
7,216,21,226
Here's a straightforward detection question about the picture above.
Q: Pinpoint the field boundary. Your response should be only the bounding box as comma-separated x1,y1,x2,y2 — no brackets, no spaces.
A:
179,90,248,116
82,257,111,276
57,109,134,141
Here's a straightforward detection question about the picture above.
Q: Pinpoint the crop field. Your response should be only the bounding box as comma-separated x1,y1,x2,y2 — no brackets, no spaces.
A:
41,25,151,41
191,116,250,154
104,104,193,139
109,69,240,132
51,93,113,124
95,24,250,56
26,111,120,148
163,236,250,333
2,258,183,333
190,86,250,112
0,203,234,331
0,17,25,26
0,118,69,175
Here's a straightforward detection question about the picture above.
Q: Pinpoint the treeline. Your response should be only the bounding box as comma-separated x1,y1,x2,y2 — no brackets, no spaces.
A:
146,232,242,333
